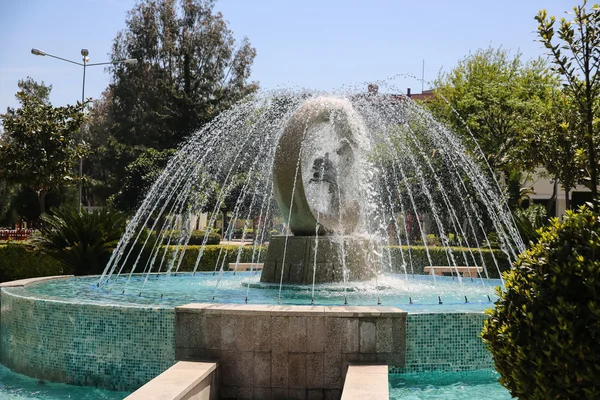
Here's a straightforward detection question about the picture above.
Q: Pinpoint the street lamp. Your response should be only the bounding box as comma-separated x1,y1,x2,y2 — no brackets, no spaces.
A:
31,48,138,212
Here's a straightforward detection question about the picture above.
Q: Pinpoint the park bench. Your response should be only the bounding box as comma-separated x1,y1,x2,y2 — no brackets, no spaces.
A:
424,266,482,278
227,262,264,271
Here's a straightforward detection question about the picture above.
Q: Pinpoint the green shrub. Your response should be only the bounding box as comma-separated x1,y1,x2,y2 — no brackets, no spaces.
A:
513,204,548,245
163,244,266,272
157,230,221,245
121,228,162,272
387,245,509,278
482,207,600,399
188,230,221,245
0,242,64,282
33,207,126,275
157,244,507,276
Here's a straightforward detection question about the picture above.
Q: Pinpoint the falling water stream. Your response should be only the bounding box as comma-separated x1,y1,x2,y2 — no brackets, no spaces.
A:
97,85,524,307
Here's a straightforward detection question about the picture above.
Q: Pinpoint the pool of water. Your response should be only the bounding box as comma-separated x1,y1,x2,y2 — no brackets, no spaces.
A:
0,364,130,399
26,272,501,312
389,370,512,399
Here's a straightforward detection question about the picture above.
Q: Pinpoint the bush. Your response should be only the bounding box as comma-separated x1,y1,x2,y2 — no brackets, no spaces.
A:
188,230,221,245
482,207,600,399
33,207,126,275
513,204,548,245
157,230,221,245
0,242,64,282
387,245,509,278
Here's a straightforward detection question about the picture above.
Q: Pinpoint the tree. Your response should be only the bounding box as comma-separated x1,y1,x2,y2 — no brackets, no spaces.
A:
109,147,176,213
533,89,586,211
81,88,122,207
536,1,600,207
0,77,55,225
427,47,558,179
0,88,84,217
16,76,52,105
83,0,259,209
107,0,258,150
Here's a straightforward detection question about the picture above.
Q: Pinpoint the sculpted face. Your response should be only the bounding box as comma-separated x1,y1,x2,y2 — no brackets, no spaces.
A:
272,97,367,236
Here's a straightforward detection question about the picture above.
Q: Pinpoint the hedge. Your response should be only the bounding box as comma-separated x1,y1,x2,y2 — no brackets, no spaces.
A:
386,245,510,279
164,244,510,277
156,230,221,245
0,243,64,282
0,242,511,281
163,245,266,272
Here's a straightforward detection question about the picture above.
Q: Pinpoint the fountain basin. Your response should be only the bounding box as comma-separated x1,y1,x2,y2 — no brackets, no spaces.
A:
0,274,495,395
27,272,500,312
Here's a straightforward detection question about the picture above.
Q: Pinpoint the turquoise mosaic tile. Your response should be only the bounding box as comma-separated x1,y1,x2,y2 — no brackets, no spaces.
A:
391,312,493,373
0,287,175,391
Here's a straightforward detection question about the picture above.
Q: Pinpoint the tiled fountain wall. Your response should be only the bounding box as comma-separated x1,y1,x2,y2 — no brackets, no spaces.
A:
399,312,493,372
0,286,175,391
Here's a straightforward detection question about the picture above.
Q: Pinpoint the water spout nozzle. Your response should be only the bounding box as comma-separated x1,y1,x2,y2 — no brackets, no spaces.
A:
122,290,125,294
138,292,142,297
377,296,382,305
438,296,443,305
344,296,348,306
245,297,248,303
487,295,492,302
409,296,413,304
160,293,163,298
464,296,468,303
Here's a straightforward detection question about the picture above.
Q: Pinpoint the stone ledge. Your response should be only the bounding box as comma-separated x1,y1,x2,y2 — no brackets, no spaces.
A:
341,364,389,400
125,361,219,400
0,275,73,287
176,303,405,316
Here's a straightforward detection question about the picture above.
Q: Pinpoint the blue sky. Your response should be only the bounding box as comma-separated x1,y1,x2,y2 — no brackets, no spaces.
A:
0,0,580,112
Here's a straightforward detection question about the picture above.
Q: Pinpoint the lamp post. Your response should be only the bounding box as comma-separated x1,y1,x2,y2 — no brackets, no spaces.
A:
31,48,138,212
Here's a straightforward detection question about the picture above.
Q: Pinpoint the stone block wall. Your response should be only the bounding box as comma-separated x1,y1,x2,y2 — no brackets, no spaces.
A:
175,304,407,400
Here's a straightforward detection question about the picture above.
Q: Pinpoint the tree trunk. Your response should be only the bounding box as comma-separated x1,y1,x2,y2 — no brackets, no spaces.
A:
37,189,47,228
37,189,46,216
584,41,598,208
586,115,597,208
222,211,229,240
547,176,558,217
565,187,571,212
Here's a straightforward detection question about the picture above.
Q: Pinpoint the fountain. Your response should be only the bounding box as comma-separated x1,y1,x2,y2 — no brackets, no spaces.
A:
95,85,522,296
262,96,377,285
0,85,525,397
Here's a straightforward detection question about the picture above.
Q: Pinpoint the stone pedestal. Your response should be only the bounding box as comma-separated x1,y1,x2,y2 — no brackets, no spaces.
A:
260,236,378,284
175,304,407,400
